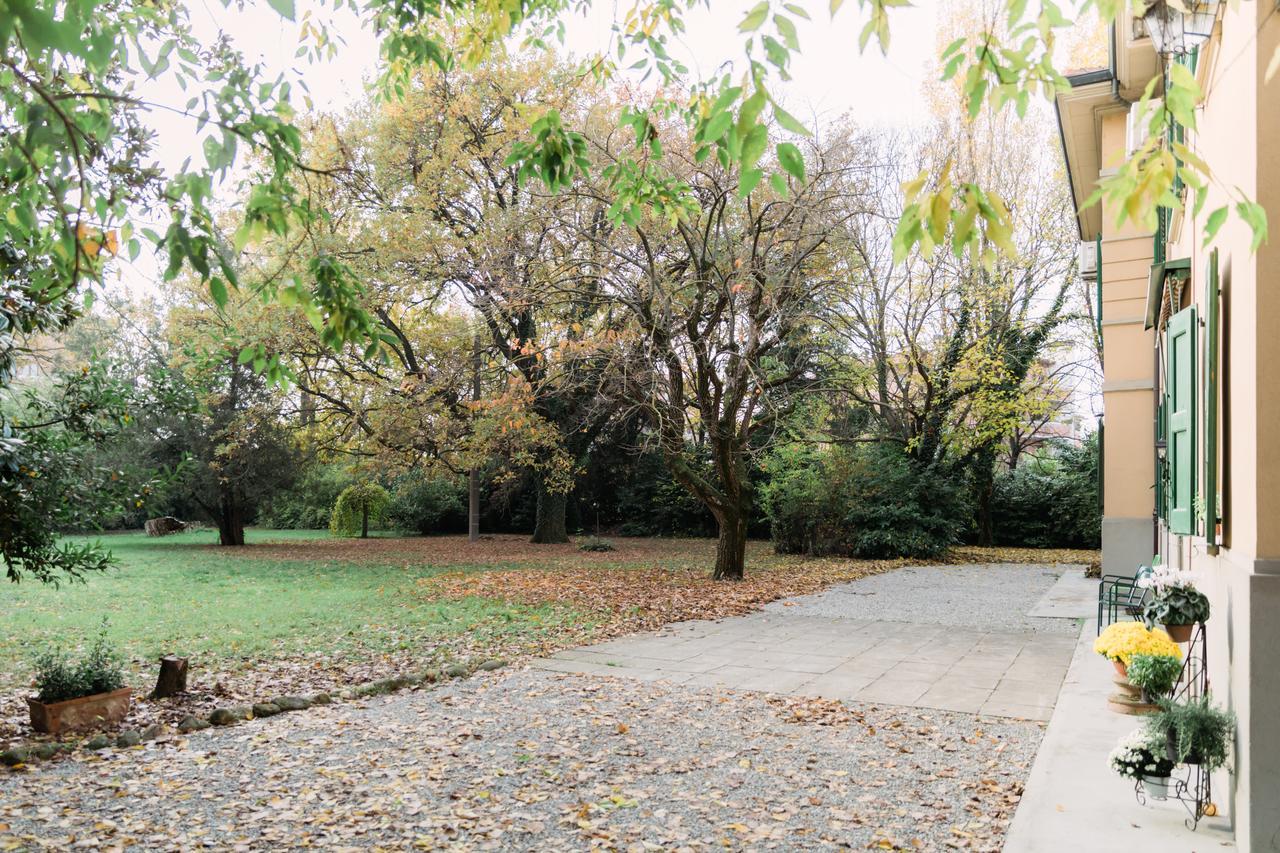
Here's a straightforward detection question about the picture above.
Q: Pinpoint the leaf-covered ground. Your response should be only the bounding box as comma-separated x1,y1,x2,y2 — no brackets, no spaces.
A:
0,669,1042,851
0,530,1095,746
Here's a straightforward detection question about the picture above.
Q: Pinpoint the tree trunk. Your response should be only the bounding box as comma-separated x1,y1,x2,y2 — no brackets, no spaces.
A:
712,510,748,580
360,505,369,539
973,445,997,547
151,655,189,698
469,333,481,543
217,492,245,546
530,480,569,544
468,468,480,542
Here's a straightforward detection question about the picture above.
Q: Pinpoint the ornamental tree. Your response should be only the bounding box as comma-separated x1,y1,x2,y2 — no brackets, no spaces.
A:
330,482,390,538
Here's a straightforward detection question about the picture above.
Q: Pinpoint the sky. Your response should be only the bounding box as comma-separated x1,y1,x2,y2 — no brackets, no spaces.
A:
147,0,941,175
116,0,942,293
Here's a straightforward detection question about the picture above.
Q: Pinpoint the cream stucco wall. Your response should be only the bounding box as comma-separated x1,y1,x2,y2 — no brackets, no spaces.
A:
1063,4,1280,845
1098,108,1158,576
1155,4,1280,848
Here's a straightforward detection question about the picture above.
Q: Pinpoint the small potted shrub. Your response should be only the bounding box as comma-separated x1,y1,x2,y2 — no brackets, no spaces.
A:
1126,653,1183,703
1093,621,1181,679
1138,567,1210,642
1109,727,1176,800
27,622,130,734
1147,695,1235,770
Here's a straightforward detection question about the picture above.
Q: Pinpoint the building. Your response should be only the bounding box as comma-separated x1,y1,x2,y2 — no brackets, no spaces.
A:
1055,3,1279,848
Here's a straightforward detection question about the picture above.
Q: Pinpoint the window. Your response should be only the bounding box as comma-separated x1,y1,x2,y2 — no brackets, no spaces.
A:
1166,305,1197,535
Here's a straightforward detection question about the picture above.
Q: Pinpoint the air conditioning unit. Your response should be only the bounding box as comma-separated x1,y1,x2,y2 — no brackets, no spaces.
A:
1079,241,1098,281
1127,98,1162,155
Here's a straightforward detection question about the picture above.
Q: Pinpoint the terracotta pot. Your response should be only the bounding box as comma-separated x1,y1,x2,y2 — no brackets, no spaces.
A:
1165,623,1194,643
27,688,131,735
1111,659,1128,678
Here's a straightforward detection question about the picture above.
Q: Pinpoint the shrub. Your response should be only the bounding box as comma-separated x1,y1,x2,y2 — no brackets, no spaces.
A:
761,443,968,560
33,621,125,703
613,454,719,537
990,435,1100,548
1127,653,1183,697
1147,695,1235,770
330,483,390,538
387,472,465,535
259,464,353,530
577,536,616,552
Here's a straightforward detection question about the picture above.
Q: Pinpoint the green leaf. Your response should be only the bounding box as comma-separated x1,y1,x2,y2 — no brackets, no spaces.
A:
267,0,297,21
1236,199,1269,252
741,124,769,169
1203,206,1228,246
739,2,769,32
700,111,733,144
738,168,764,197
772,102,811,136
209,276,228,308
769,172,789,197
775,14,799,50
776,142,805,182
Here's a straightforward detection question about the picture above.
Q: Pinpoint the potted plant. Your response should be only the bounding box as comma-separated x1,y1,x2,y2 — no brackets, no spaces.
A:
1109,727,1176,800
1146,695,1235,770
1138,567,1210,642
27,622,130,734
1093,621,1181,679
1126,653,1183,703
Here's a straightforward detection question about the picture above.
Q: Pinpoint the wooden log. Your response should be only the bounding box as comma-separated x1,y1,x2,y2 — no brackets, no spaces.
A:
152,655,189,698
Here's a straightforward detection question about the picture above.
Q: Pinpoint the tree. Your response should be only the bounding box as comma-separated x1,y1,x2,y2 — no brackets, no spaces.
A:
593,133,856,579
330,483,390,538
0,361,151,584
831,41,1084,542
129,286,303,547
4,0,1263,580
285,55,621,543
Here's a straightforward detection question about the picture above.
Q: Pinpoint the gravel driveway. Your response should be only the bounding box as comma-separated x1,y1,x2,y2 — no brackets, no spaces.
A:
0,668,1039,851
765,564,1080,634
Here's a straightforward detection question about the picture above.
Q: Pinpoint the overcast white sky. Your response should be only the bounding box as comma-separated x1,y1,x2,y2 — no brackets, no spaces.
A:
146,0,940,173
116,0,941,293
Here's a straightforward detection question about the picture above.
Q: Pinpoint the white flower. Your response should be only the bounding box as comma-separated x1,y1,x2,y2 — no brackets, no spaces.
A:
1138,565,1198,593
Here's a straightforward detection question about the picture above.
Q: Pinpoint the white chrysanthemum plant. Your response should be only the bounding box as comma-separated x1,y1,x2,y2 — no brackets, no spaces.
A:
1109,728,1175,780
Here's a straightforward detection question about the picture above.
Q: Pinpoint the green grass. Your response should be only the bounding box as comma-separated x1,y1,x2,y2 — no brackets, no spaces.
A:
0,529,589,689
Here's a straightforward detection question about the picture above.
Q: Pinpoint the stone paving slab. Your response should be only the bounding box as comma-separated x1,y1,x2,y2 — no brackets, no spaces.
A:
533,610,1076,720
1027,569,1102,619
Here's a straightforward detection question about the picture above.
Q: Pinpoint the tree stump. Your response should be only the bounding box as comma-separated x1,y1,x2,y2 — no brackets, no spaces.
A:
152,655,189,698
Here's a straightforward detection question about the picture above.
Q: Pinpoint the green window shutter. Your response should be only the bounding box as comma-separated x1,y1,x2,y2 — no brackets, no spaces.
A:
1155,396,1167,520
1167,305,1198,535
1204,250,1219,550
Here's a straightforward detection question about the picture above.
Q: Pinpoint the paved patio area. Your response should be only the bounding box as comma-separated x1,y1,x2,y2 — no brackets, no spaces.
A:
534,564,1084,720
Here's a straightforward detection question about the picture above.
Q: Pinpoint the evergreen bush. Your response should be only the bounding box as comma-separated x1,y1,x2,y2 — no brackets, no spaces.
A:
387,472,466,535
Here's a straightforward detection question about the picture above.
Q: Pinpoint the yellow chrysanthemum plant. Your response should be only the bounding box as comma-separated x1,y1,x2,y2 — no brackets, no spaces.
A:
1094,622,1182,667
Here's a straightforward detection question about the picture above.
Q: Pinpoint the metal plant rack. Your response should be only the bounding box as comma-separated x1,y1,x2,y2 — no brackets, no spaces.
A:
1133,622,1211,829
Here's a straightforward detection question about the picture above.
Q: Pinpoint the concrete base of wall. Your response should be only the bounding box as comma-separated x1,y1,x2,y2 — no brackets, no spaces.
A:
1102,516,1154,577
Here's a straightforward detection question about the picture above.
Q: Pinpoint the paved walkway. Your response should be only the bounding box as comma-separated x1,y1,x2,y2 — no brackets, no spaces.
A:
1005,615,1236,851
535,564,1082,721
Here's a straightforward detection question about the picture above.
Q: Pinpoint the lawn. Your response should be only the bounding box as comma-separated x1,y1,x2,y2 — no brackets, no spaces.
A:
0,528,1098,741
